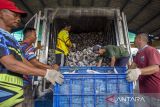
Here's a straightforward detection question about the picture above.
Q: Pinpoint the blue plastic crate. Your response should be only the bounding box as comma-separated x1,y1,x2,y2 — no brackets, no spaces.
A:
35,98,52,107
35,99,52,107
91,67,127,73
53,68,134,107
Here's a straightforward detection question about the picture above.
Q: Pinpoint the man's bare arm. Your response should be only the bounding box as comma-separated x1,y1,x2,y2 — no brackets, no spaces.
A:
29,58,52,70
141,65,160,75
110,56,116,67
0,55,46,77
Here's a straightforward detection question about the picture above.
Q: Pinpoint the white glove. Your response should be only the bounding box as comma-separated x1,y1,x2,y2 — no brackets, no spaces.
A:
45,69,64,85
126,68,141,82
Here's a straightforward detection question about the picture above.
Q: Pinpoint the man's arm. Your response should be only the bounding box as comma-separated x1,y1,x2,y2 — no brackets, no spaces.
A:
127,48,160,82
110,56,116,67
96,59,103,67
34,45,43,52
29,58,52,70
140,65,159,75
64,32,72,48
106,46,116,67
22,57,34,67
66,38,72,48
127,64,159,82
0,55,46,77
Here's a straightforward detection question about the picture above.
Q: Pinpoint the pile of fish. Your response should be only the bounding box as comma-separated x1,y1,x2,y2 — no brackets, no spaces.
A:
70,32,109,51
47,32,114,66
66,46,98,66
65,32,112,66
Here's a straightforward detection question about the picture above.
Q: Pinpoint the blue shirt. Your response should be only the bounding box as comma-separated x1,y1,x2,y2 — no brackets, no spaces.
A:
21,42,36,61
20,41,36,85
0,28,23,77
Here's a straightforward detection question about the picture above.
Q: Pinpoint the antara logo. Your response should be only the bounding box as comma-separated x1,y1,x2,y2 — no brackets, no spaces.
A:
106,95,145,104
105,95,115,103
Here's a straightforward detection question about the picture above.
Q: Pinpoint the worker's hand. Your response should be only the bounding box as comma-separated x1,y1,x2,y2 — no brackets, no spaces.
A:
45,69,64,85
37,45,43,49
126,68,141,82
51,64,60,71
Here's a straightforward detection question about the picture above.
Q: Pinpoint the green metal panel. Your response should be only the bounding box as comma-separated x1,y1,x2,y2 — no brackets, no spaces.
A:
11,30,23,41
128,32,136,43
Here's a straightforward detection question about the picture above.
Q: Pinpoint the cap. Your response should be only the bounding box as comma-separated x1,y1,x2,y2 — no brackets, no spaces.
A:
93,45,101,52
0,0,27,17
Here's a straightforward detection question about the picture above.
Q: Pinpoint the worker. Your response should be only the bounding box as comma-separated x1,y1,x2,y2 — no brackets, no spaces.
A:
55,24,73,66
93,45,130,67
0,0,63,107
21,27,60,107
21,27,59,70
127,33,160,106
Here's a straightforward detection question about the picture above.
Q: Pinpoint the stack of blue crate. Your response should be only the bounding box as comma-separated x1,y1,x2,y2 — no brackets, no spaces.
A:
53,67,134,107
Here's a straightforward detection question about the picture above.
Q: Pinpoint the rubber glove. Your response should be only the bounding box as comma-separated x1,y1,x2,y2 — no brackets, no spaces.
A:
126,68,141,82
45,69,64,85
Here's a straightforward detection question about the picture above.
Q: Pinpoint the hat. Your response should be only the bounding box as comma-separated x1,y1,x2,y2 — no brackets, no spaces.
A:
93,45,101,52
0,0,27,17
